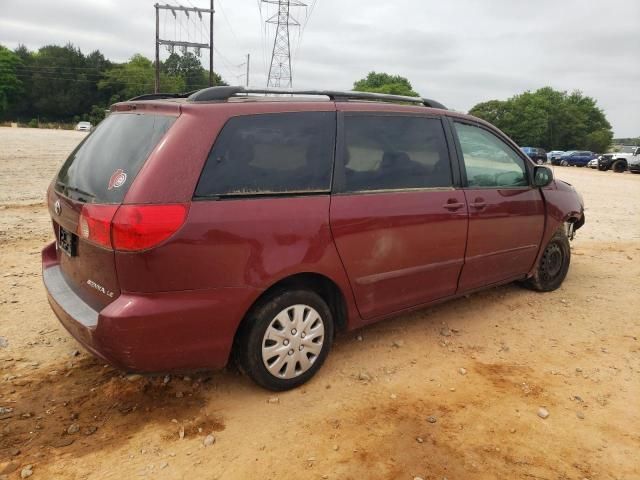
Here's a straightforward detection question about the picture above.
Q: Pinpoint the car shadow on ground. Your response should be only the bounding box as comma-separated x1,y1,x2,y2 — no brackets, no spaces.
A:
0,355,231,467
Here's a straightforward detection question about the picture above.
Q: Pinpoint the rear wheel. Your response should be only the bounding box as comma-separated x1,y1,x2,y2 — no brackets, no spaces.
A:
612,160,626,173
560,160,569,166
524,228,571,292
236,289,334,391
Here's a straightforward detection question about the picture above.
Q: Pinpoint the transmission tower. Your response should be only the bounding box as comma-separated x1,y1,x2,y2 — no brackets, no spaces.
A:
262,0,306,88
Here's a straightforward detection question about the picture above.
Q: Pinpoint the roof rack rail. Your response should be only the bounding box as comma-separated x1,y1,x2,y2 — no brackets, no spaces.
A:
186,86,447,109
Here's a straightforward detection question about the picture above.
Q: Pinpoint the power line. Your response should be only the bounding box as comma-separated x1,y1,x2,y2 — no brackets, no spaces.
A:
293,0,316,63
212,0,241,44
154,1,214,92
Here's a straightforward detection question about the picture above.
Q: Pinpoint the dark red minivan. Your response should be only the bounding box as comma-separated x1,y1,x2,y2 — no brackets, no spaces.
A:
42,87,584,390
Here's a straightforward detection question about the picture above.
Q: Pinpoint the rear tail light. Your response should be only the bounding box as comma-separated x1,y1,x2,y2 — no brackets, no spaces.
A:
112,204,188,251
78,205,119,249
78,204,188,252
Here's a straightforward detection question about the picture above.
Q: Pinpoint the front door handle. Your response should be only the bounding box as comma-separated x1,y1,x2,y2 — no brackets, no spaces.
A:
443,201,464,211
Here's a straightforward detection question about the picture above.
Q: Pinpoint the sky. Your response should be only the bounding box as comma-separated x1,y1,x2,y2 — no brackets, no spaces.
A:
1,0,639,137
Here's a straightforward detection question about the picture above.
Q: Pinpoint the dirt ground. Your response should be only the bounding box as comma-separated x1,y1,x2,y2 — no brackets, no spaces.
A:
1,126,639,480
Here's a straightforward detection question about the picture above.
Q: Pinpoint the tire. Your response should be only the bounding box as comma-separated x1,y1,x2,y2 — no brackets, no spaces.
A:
611,160,626,173
560,160,569,166
598,165,608,171
236,289,334,391
525,228,571,292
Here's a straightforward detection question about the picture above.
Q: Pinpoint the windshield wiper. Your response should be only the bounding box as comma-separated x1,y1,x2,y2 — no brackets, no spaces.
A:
56,181,94,202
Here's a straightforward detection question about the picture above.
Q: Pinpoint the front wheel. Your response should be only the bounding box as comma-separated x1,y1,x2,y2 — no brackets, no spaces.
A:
611,160,626,173
524,228,571,292
236,289,334,391
560,160,569,166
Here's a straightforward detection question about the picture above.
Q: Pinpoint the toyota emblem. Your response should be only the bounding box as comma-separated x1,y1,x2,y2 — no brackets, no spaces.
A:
54,200,61,216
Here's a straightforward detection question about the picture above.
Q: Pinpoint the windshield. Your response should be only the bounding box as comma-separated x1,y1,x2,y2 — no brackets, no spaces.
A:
56,113,175,203
620,146,638,153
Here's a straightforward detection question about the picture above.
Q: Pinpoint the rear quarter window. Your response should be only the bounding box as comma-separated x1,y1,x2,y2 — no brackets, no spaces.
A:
194,112,335,198
56,113,176,203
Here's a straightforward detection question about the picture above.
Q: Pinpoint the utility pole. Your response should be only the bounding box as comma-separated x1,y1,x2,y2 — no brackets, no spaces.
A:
245,53,250,86
262,0,305,88
155,4,160,93
154,2,215,93
209,0,214,86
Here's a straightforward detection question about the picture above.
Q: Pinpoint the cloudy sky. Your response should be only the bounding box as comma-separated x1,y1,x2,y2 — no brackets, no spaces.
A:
1,0,639,136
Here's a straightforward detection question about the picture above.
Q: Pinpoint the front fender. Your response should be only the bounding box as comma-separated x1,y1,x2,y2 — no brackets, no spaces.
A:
528,179,584,277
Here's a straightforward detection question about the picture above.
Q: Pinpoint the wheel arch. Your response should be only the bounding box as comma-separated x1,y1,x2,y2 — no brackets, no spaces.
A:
232,272,349,352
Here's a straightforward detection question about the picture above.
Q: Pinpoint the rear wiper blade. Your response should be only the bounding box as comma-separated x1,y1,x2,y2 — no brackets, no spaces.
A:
56,181,94,201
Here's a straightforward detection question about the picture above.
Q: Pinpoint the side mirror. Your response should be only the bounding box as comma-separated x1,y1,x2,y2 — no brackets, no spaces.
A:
533,166,553,187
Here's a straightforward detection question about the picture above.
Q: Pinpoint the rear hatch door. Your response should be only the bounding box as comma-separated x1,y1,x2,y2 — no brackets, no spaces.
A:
49,111,177,311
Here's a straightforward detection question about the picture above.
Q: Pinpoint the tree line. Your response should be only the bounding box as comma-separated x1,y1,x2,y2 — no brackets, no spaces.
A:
0,43,225,126
0,50,618,152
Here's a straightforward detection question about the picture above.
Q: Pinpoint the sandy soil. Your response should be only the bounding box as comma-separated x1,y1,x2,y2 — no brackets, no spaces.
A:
1,126,639,480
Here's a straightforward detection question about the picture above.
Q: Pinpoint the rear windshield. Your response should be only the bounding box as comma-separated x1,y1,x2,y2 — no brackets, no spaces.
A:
56,113,176,203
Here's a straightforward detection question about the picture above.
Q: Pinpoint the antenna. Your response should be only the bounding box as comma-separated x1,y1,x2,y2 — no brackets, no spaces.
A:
262,0,305,88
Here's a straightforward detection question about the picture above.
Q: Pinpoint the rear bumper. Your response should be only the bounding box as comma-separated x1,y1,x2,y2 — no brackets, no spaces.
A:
42,242,261,373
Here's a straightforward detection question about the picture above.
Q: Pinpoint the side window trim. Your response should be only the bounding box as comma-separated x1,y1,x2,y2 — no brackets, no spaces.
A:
447,117,533,189
333,112,456,195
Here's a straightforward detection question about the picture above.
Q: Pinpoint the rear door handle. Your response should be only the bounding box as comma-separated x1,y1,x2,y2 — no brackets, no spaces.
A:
443,201,464,211
470,200,486,209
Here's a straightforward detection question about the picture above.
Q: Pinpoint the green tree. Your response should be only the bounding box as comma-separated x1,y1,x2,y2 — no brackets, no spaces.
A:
469,87,613,152
28,44,103,119
99,54,185,103
353,72,419,97
1,43,227,123
0,45,23,115
163,52,225,90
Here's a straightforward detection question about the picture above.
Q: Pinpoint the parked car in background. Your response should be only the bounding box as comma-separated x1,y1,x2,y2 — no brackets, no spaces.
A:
42,86,585,391
626,149,640,174
547,150,565,164
559,151,596,167
598,146,640,173
521,147,547,164
588,157,599,169
75,121,92,132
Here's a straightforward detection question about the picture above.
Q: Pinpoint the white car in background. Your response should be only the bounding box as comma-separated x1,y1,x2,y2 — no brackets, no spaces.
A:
588,157,599,169
547,150,565,164
75,121,92,132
